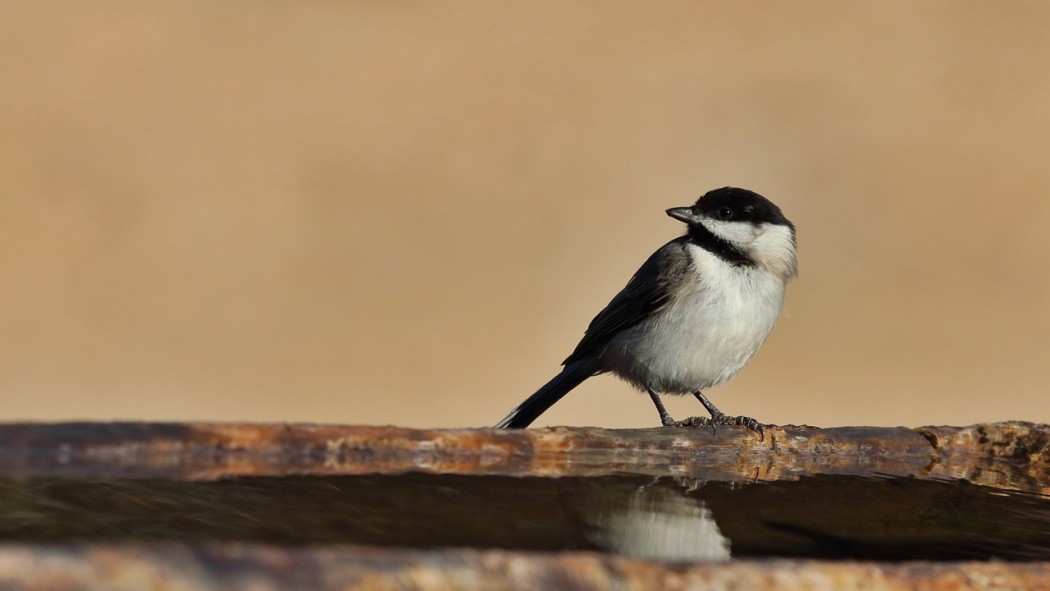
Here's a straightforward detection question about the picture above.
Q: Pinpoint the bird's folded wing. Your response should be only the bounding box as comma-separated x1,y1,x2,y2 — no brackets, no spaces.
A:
563,238,692,365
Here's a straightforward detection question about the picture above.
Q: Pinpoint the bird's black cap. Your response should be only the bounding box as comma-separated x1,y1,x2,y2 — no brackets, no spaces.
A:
690,187,792,227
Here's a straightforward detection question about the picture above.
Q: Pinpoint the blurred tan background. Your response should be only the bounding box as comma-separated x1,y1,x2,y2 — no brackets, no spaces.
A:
2,2,1049,429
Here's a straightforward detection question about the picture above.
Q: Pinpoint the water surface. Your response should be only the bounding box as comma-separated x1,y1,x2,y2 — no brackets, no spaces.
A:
1,473,1048,561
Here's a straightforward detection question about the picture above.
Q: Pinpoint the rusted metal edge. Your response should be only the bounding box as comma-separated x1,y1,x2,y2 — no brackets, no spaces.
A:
0,421,1047,490
0,544,1047,591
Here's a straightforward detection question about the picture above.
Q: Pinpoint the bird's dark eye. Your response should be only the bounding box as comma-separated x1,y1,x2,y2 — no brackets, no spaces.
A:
717,206,734,220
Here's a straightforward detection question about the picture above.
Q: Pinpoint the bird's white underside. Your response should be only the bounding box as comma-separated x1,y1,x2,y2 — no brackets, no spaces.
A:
602,219,795,395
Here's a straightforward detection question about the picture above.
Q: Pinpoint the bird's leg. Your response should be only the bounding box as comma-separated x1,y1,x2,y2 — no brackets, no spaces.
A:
692,391,727,423
647,387,677,427
649,387,711,428
691,391,765,440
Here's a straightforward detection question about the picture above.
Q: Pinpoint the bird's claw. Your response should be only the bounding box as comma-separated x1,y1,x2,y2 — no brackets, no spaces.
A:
721,414,764,441
665,415,711,428
663,413,765,441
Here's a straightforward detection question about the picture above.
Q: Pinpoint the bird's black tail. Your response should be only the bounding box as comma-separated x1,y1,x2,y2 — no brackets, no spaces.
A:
495,360,594,428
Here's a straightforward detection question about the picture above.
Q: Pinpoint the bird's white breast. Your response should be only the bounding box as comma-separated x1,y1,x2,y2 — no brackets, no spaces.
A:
606,243,786,394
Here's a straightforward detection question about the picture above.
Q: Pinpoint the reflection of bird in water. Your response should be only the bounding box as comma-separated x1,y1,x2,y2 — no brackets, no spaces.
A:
586,481,730,562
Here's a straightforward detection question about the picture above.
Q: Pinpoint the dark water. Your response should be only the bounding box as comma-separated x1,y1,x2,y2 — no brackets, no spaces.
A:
1,474,1049,561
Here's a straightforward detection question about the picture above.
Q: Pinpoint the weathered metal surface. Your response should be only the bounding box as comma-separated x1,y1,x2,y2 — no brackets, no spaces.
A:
919,423,1050,492
0,421,1047,488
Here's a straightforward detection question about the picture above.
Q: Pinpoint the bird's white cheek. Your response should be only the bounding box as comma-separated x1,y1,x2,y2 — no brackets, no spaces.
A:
749,223,798,278
698,219,758,245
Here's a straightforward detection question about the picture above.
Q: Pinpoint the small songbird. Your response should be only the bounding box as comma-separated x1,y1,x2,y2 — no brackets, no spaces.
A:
496,187,797,434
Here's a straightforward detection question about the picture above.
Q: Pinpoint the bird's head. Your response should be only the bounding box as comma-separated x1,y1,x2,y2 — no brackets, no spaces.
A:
666,187,797,279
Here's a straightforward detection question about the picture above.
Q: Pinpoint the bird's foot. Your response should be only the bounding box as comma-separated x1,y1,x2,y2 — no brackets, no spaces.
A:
689,391,765,440
663,415,712,428
664,412,765,440
711,412,765,440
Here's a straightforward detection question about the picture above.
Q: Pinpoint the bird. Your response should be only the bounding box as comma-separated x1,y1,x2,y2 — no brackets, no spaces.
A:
495,187,797,434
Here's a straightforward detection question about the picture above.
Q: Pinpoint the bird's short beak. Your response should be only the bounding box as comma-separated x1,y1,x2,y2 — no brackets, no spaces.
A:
666,206,701,224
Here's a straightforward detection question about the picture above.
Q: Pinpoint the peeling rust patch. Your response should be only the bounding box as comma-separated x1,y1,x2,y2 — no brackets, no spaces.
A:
914,427,941,450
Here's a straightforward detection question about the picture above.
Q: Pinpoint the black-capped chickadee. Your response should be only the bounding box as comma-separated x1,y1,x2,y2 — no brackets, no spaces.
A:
496,187,797,434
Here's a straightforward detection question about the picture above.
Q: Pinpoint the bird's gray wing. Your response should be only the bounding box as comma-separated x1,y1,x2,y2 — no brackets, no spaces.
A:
563,237,692,365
